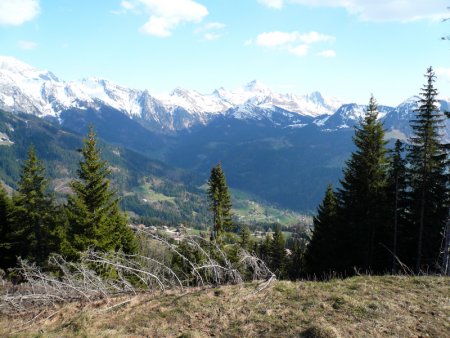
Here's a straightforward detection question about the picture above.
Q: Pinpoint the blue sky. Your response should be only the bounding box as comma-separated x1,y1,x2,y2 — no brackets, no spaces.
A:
1,0,449,105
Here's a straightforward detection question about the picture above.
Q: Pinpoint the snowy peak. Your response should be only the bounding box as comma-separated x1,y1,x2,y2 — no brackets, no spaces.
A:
242,80,272,95
5,56,447,136
0,56,59,83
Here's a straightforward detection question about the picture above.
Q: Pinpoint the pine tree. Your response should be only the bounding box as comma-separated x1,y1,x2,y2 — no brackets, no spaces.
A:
10,146,60,266
336,95,389,272
65,126,137,258
270,224,286,278
406,67,449,272
0,184,14,270
287,238,305,280
258,234,272,264
239,224,252,250
386,139,407,273
305,184,338,275
207,163,233,242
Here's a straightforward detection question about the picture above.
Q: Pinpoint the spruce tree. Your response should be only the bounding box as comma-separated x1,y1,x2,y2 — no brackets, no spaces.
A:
270,224,286,278
0,184,14,270
386,139,407,273
287,238,305,280
406,67,449,272
65,126,137,258
207,163,233,242
239,224,252,250
305,184,338,275
336,95,389,272
10,146,59,266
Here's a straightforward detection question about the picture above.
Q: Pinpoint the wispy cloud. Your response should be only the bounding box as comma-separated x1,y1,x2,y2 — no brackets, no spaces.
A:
0,0,40,26
288,0,448,22
121,0,208,37
251,30,335,57
436,67,450,82
317,49,336,58
17,40,38,50
195,22,226,41
258,0,284,9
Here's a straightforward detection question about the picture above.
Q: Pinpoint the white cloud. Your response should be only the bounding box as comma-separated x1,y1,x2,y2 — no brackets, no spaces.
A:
436,67,450,82
122,0,208,37
317,49,336,57
204,33,221,41
0,0,40,26
195,21,226,41
121,0,135,10
288,0,448,22
289,44,309,56
258,0,284,9
17,40,38,50
254,30,335,56
255,31,298,47
255,31,334,47
203,22,225,30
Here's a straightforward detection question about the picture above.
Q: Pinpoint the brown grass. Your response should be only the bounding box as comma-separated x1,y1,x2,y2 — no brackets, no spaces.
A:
1,275,448,337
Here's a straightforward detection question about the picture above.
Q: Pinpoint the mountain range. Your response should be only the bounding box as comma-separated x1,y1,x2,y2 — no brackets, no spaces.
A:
0,56,449,212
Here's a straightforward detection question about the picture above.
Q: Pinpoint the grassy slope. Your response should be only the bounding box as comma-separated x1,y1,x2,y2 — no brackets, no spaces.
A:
1,276,448,337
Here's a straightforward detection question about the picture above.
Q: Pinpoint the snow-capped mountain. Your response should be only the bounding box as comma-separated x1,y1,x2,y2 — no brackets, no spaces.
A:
0,56,343,131
0,56,448,138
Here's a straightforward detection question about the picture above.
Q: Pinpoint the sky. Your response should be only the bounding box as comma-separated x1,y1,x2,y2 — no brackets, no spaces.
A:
0,0,449,106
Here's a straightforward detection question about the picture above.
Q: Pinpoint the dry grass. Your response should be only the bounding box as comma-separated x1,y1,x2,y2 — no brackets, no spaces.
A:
0,276,448,337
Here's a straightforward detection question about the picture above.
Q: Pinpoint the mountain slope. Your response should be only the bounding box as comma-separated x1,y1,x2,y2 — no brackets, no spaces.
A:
0,109,210,225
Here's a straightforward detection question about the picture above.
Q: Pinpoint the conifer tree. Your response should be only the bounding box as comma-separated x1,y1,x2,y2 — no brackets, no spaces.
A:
336,95,389,272
287,239,305,280
386,139,407,273
65,126,137,258
239,224,252,250
10,146,59,266
305,184,338,275
270,224,286,277
258,234,272,264
207,163,233,242
406,67,449,272
0,184,14,270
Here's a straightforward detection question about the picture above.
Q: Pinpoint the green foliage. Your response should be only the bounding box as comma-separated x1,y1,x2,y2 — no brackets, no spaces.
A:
305,184,338,275
207,163,233,242
386,139,408,273
10,146,62,267
270,224,287,278
239,224,253,250
406,67,449,272
0,184,14,270
335,95,390,273
65,126,137,259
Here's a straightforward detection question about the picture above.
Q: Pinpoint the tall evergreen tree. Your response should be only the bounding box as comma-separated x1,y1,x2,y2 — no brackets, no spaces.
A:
239,224,252,250
336,95,389,272
386,139,407,273
0,184,14,270
270,224,286,278
406,67,449,272
305,184,338,275
207,163,233,242
287,238,305,280
10,146,59,266
65,126,137,258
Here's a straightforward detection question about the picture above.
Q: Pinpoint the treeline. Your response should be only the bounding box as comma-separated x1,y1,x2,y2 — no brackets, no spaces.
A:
305,67,449,276
0,127,137,271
